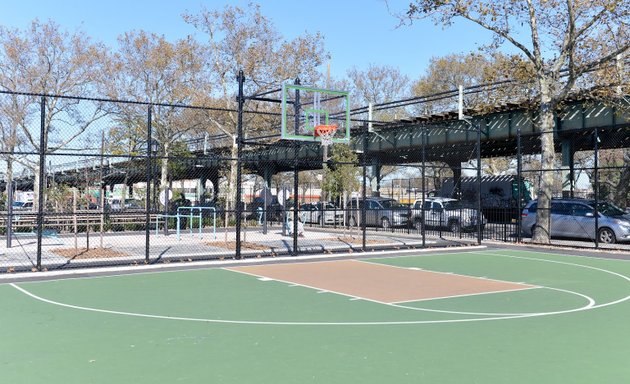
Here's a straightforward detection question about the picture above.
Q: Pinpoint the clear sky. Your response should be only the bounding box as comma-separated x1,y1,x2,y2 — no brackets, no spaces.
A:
1,0,497,87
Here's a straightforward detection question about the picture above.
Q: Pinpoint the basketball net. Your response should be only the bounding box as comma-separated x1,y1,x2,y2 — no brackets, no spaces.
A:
314,124,337,147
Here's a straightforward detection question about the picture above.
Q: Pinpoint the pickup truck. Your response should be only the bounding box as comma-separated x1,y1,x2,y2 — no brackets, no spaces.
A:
411,197,486,232
433,176,532,222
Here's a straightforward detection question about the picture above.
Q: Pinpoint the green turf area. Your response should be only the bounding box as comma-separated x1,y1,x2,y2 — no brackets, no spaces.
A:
1,249,628,384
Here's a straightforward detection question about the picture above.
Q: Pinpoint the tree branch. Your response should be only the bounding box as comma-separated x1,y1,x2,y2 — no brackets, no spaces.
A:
577,44,630,75
552,0,576,76
574,6,609,40
524,0,543,70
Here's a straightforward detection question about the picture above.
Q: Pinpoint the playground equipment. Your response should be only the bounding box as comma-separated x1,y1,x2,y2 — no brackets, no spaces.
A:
153,206,216,241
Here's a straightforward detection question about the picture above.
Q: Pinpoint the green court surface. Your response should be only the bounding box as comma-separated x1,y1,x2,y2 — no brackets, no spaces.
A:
1,249,629,383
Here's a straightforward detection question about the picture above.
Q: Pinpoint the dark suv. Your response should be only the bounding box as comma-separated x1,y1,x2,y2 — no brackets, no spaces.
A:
247,196,284,221
521,198,630,244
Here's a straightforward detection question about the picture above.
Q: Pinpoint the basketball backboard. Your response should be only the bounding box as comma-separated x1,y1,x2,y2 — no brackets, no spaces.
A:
281,83,350,144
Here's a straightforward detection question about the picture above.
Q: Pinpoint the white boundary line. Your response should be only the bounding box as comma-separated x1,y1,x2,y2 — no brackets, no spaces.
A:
391,287,541,304
469,250,630,286
358,259,537,289
389,286,595,316
229,265,595,317
228,259,550,316
9,250,628,326
474,247,630,262
6,281,603,326
225,267,392,306
0,245,488,284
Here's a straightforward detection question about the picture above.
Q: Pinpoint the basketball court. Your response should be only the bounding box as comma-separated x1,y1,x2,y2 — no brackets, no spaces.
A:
2,247,629,383
2,79,629,383
228,259,533,303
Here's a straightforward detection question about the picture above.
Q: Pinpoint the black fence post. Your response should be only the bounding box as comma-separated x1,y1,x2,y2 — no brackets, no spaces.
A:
293,143,299,256
292,78,300,256
145,106,152,263
262,179,268,234
362,129,367,251
476,118,482,245
163,171,169,237
407,179,411,234
36,96,46,271
6,181,13,249
390,179,394,233
421,125,426,248
516,127,522,243
235,70,245,259
594,127,599,249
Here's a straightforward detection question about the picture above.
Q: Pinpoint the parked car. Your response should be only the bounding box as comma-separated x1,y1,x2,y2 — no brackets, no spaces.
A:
11,201,25,210
300,202,344,225
411,197,486,232
11,201,33,211
347,197,410,228
521,198,630,244
107,198,144,211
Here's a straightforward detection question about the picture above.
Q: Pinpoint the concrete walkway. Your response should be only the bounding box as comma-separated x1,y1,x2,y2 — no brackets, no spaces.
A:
0,226,461,272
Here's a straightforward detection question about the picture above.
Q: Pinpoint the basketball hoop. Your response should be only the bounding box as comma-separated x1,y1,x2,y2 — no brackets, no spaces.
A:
314,124,338,147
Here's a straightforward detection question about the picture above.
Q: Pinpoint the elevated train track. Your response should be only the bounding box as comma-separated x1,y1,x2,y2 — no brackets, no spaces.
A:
2,96,629,192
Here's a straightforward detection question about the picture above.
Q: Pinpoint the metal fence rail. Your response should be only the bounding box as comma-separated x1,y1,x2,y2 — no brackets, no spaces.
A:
1,77,629,272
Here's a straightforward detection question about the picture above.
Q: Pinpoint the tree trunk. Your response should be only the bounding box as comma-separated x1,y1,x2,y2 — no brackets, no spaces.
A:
33,167,41,211
5,160,14,204
532,88,556,244
224,138,238,228
613,150,630,207
228,140,238,210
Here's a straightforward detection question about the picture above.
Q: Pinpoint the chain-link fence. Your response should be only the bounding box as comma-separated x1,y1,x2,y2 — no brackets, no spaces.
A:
1,78,629,272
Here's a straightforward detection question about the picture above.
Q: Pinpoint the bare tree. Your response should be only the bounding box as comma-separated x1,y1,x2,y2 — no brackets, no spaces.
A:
0,20,110,210
108,31,208,207
299,170,321,203
412,52,535,114
578,148,630,206
347,64,411,121
184,3,327,213
322,144,361,205
411,52,527,177
402,0,629,243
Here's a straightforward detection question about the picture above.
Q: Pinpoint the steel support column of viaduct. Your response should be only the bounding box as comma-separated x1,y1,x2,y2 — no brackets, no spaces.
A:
371,159,381,197
561,138,576,198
